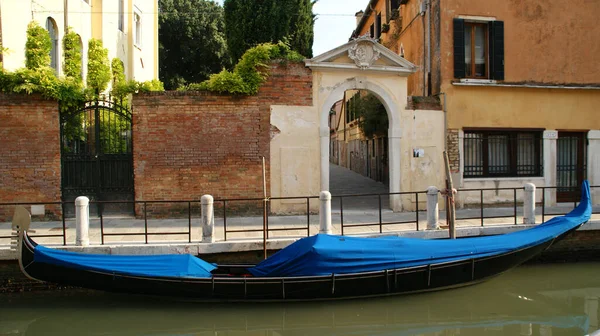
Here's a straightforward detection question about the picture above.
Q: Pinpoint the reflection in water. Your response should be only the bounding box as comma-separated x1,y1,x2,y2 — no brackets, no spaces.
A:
1,263,600,336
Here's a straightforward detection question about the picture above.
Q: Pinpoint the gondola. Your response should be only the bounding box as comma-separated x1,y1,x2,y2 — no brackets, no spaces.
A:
12,182,592,302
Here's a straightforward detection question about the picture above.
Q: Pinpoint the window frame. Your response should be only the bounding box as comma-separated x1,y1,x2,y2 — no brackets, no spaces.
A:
463,129,543,178
134,7,142,48
464,22,488,79
46,17,59,74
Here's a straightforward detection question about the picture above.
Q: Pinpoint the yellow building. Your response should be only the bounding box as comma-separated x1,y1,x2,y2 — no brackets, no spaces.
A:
351,0,600,205
0,0,158,82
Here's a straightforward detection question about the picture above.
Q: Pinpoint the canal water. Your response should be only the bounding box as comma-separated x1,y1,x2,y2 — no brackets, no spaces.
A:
1,262,599,336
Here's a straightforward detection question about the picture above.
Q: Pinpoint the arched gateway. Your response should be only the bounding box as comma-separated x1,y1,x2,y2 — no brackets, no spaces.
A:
270,36,433,212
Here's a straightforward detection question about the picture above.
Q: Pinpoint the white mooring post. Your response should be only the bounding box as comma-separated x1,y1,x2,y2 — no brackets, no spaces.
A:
426,186,440,230
523,183,536,225
319,191,332,234
75,196,90,246
201,195,215,243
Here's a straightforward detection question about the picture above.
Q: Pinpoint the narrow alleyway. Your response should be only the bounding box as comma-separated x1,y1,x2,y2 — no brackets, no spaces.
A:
329,163,390,211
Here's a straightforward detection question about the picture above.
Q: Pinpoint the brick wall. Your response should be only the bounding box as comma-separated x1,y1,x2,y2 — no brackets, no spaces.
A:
446,129,460,173
0,94,61,221
132,62,312,215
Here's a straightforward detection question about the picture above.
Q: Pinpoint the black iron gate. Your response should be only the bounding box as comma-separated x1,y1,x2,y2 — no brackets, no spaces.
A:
557,132,587,203
60,98,134,216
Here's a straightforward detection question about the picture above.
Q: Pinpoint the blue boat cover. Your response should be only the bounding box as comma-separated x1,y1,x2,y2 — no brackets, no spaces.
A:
249,181,592,277
34,246,217,278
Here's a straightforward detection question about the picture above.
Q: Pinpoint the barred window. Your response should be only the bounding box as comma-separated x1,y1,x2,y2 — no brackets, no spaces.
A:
464,130,543,178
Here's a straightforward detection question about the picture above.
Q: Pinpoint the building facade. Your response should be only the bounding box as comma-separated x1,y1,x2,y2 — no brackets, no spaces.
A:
352,0,600,205
0,0,158,82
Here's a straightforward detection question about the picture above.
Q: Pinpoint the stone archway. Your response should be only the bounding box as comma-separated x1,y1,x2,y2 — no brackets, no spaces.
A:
305,36,417,211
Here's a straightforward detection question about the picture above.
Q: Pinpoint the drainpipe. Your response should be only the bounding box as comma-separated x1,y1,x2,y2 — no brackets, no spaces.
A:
421,0,427,96
64,0,68,31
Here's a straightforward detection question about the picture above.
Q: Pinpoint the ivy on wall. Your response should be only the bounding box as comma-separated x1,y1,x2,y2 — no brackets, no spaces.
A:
63,28,82,83
185,41,303,95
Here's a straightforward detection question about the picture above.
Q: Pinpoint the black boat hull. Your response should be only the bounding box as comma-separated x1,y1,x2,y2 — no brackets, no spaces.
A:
18,228,578,302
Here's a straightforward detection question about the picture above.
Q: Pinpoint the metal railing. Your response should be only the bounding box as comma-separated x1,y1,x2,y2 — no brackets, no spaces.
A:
1,185,598,246
454,187,523,226
333,191,427,235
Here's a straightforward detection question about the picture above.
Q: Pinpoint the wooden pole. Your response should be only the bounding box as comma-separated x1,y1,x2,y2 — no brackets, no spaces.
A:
443,151,456,239
262,156,268,259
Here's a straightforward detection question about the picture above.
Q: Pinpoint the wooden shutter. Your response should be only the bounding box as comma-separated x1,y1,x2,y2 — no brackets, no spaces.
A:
489,21,505,80
453,18,466,79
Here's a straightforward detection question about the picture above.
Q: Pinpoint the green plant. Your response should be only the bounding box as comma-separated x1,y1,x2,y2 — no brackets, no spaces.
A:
381,23,390,33
63,28,83,82
348,92,388,138
187,41,303,95
25,21,52,70
87,39,111,93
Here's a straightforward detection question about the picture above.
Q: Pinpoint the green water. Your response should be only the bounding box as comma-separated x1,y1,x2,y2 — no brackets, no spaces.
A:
1,263,599,336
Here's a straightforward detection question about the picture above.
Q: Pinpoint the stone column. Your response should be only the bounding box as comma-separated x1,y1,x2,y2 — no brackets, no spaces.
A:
588,130,600,205
319,191,332,234
320,127,330,191
388,128,402,212
75,196,89,246
543,130,558,206
523,183,536,225
201,195,215,243
426,186,439,230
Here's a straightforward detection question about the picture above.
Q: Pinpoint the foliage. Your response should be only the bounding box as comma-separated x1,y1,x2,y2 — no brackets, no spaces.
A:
158,0,231,90
348,92,388,138
87,39,111,93
185,41,303,95
25,21,52,70
63,28,83,82
111,58,126,87
223,0,314,63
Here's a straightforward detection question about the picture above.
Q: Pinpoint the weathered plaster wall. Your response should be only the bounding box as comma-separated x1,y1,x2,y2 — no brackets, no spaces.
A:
270,105,320,213
399,108,445,209
0,95,61,221
440,0,600,86
446,86,600,130
356,0,428,97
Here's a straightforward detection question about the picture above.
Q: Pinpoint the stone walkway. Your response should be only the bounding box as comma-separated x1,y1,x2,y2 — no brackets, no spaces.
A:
329,163,390,210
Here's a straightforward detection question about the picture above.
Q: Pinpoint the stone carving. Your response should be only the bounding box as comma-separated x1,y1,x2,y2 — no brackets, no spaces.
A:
348,35,381,69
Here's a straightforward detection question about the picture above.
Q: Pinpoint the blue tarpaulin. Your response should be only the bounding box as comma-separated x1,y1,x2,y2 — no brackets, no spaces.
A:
249,182,591,277
34,246,217,278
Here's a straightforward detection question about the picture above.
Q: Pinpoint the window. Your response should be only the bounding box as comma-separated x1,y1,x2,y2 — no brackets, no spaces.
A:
453,19,504,80
375,13,382,39
134,10,142,47
118,0,124,31
464,23,487,78
370,24,374,38
463,130,542,178
46,18,59,73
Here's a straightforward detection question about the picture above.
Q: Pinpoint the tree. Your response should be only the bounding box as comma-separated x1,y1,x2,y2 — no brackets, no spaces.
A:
223,0,314,63
87,39,111,93
63,28,83,83
158,0,230,90
25,21,52,70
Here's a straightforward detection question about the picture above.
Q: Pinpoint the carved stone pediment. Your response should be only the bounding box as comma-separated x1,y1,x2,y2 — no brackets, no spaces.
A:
305,35,417,75
348,36,381,69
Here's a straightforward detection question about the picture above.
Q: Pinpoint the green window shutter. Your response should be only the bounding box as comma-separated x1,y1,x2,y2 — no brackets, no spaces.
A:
453,18,466,79
489,21,505,80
